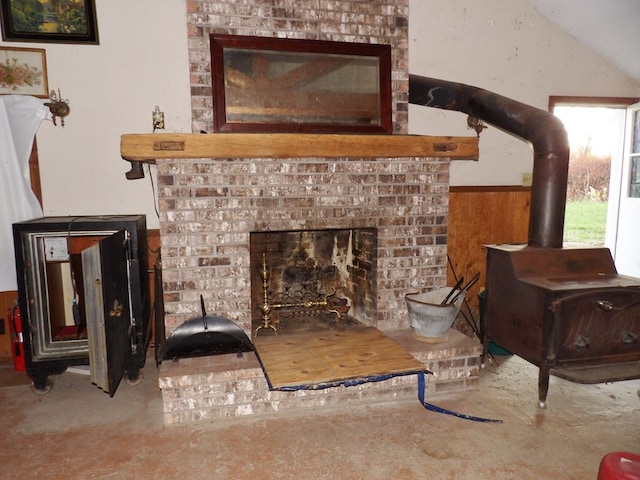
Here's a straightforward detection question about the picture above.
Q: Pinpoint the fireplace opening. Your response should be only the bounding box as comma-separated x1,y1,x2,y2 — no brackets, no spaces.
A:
250,228,377,337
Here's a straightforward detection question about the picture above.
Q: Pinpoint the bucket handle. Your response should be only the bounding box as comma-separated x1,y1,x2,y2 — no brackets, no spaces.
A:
200,295,208,331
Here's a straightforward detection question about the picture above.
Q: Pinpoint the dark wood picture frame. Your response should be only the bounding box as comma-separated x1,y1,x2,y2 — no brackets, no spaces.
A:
1,0,98,44
210,34,392,133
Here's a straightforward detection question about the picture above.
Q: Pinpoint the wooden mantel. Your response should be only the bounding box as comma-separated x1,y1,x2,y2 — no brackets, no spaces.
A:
120,133,478,162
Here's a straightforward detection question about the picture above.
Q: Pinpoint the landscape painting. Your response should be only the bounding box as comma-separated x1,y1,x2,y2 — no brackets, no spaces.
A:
0,0,98,44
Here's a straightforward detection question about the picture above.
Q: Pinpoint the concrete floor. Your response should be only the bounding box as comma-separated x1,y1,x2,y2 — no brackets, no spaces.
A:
0,353,638,480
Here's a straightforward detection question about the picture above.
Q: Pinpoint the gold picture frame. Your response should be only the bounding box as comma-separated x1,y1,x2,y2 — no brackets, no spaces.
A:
0,46,48,98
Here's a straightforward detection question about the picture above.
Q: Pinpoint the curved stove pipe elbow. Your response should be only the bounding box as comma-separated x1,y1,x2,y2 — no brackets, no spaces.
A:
409,74,570,248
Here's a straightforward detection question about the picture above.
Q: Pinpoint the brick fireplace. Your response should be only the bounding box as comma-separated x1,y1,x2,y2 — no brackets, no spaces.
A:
157,153,451,335
123,0,483,424
142,139,481,424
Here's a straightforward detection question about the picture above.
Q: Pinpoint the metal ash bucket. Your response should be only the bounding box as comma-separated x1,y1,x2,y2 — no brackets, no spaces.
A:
405,287,465,343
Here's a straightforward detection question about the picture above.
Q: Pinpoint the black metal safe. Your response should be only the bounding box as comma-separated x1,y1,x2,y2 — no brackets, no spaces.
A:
12,215,150,396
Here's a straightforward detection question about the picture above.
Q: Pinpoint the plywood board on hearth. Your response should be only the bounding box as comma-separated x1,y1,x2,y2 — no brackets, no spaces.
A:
253,327,425,389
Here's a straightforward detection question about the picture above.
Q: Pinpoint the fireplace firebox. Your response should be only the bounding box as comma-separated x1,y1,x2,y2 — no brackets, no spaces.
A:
250,228,376,336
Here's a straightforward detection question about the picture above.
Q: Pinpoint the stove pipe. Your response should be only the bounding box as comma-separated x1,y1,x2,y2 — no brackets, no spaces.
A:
409,75,570,248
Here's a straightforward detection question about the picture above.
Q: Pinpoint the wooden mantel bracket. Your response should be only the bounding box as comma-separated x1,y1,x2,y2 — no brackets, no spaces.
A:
125,161,145,180
120,133,479,179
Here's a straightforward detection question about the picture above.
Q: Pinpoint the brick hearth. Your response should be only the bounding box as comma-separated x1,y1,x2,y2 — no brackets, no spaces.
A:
159,329,481,426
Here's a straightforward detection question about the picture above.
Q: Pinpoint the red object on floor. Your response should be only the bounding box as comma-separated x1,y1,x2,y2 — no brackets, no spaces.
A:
8,304,25,372
598,452,640,480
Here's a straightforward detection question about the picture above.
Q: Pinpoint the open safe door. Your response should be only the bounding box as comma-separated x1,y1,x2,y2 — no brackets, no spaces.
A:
81,229,132,396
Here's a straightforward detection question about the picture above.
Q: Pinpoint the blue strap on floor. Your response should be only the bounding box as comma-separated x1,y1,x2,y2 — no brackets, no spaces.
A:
256,348,502,423
418,371,503,423
271,370,425,391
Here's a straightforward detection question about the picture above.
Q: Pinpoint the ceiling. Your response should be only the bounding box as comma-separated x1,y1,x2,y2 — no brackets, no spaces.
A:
528,0,640,84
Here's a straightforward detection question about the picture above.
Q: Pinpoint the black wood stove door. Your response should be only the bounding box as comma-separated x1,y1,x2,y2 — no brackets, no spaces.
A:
82,230,132,396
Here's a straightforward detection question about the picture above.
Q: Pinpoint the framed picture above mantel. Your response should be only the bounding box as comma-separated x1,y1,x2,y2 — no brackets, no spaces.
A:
0,0,99,44
210,34,392,133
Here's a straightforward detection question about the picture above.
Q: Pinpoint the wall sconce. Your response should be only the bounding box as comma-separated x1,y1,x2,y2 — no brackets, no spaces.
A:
44,89,70,127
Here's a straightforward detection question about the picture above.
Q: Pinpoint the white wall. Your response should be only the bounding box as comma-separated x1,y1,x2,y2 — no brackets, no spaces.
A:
1,0,192,229
3,0,640,231
409,0,640,186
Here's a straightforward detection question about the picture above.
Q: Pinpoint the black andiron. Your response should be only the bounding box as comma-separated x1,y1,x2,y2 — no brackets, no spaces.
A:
255,254,350,336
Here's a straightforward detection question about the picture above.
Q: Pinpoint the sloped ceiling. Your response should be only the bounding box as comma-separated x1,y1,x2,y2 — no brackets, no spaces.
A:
528,0,640,84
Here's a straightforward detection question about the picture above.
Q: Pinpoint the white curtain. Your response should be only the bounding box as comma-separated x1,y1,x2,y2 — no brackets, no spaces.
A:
0,95,49,292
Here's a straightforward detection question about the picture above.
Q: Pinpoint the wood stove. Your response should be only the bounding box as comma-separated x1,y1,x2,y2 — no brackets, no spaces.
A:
410,75,640,407
12,215,150,396
485,244,640,407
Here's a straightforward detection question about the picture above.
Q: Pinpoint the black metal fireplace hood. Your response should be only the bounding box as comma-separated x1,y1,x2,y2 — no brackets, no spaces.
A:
409,74,570,248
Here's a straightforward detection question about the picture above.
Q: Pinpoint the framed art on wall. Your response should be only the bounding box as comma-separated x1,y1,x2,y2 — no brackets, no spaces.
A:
0,0,98,44
0,46,48,97
210,34,392,133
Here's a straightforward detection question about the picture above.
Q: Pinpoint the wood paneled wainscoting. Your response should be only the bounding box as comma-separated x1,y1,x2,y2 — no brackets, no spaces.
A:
447,186,531,322
2,189,530,355
0,292,20,358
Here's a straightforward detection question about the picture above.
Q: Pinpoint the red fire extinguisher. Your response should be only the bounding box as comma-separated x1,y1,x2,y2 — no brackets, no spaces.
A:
9,302,25,372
